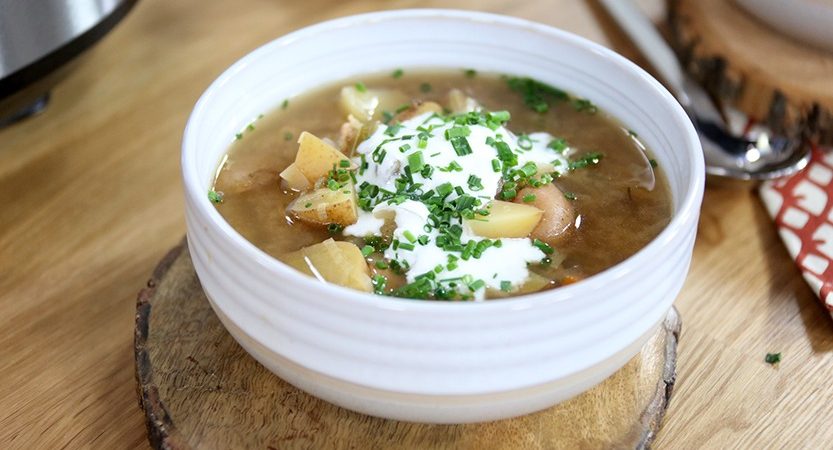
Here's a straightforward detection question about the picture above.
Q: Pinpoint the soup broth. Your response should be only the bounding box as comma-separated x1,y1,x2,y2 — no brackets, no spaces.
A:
212,70,672,300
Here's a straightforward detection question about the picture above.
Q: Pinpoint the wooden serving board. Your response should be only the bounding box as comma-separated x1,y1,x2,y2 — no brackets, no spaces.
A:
668,0,833,144
134,241,681,449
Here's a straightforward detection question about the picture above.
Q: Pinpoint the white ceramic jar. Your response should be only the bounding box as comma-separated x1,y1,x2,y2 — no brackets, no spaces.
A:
182,9,704,423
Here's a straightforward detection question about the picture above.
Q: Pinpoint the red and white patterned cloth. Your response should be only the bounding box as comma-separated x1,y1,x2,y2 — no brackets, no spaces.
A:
760,144,833,318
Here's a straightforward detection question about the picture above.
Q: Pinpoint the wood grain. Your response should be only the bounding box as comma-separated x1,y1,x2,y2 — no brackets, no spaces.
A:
134,241,679,450
1,0,832,448
668,0,833,143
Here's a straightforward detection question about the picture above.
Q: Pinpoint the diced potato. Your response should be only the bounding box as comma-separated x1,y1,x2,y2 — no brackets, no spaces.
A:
287,181,358,226
486,272,552,298
339,86,409,123
515,184,575,244
279,163,310,191
464,200,543,238
283,239,372,292
447,89,479,113
337,115,369,156
292,131,355,184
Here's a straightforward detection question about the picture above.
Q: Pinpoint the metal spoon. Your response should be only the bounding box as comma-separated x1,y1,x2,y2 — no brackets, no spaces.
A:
598,0,811,182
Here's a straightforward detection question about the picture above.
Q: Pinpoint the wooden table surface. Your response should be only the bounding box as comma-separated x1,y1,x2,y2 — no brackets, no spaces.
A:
2,0,831,448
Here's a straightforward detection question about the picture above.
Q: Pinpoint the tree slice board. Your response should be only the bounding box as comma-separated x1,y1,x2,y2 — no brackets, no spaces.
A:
134,241,681,449
668,0,833,144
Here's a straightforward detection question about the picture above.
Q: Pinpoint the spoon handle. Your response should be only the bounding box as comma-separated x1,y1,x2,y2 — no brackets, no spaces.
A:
597,0,685,95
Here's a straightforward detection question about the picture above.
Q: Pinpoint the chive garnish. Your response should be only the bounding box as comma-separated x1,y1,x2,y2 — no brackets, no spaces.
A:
450,136,472,156
355,82,367,92
533,239,554,254
361,245,374,257
522,194,536,203
500,281,512,292
208,190,223,204
281,99,289,109
564,191,577,200
392,68,404,78
419,82,432,93
408,151,424,172
464,68,477,78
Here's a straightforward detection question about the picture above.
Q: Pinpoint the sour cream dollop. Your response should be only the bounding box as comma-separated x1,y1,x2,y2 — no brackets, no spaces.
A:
343,110,569,300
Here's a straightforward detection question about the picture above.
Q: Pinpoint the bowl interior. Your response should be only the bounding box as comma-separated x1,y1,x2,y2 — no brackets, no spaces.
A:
184,10,702,234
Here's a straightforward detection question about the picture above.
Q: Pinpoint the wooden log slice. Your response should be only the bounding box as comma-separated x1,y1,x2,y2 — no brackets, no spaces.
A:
134,240,681,449
668,0,833,144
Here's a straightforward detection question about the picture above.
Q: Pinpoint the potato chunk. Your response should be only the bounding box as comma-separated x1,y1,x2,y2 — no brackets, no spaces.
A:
447,89,480,113
279,163,310,191
464,200,543,238
283,239,372,292
291,131,355,184
515,184,574,244
287,181,358,226
339,86,409,123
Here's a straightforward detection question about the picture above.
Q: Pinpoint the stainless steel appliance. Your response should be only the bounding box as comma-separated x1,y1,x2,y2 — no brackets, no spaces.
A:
0,0,137,126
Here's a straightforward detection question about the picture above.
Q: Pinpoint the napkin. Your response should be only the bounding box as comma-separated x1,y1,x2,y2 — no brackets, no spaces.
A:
760,144,833,318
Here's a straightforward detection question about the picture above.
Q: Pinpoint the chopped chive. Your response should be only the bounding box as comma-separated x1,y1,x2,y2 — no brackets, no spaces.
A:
628,129,639,137
488,110,511,123
283,131,293,141
419,82,432,93
361,245,374,257
436,182,453,197
517,134,533,150
327,223,343,234
469,279,486,291
533,239,554,254
399,143,412,153
355,81,367,92
281,99,289,109
395,103,411,114
398,242,415,251
522,194,536,203
491,159,501,172
246,123,255,131
572,98,598,114
444,126,471,139
234,132,243,140
208,190,223,204
467,175,484,191
501,189,516,200
372,274,387,293
339,159,351,168
464,68,477,78
375,260,389,269
327,179,340,191
649,159,658,168
450,136,472,156
403,230,417,243
408,151,424,172
765,352,781,365
547,138,567,153
392,68,404,78
381,111,394,124
418,235,430,245
564,191,577,200
500,281,512,292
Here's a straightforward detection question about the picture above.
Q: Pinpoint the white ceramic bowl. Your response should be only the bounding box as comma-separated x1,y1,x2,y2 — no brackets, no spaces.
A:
736,0,833,52
182,9,704,423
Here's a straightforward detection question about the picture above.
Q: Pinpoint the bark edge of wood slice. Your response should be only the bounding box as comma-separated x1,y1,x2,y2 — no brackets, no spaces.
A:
668,0,833,144
134,240,681,450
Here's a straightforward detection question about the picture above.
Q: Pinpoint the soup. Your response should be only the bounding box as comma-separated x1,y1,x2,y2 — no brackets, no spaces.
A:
210,70,672,301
